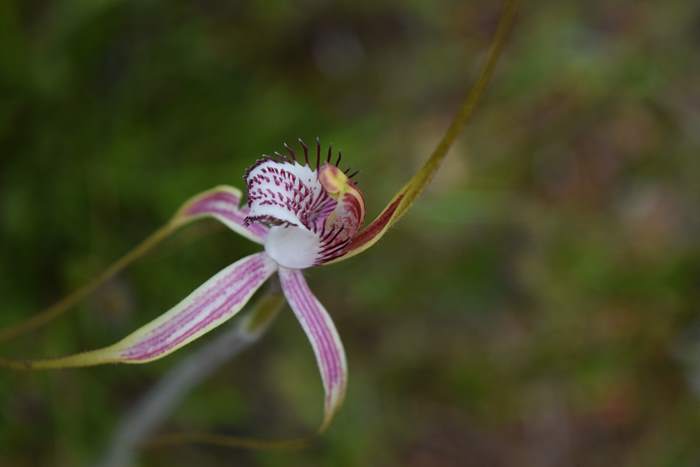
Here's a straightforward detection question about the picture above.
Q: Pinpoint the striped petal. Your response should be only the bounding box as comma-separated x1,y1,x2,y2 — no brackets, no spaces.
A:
278,267,347,431
323,0,520,264
1,253,277,369
175,185,268,244
0,185,266,344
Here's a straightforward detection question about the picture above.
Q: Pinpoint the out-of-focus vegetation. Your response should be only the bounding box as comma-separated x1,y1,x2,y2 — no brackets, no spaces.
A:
2,1,700,466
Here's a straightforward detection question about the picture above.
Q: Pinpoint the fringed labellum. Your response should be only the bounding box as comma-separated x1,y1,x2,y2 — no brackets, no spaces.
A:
245,139,365,269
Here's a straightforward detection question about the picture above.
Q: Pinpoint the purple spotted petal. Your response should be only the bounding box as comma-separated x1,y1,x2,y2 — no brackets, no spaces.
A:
177,185,268,244
278,267,347,430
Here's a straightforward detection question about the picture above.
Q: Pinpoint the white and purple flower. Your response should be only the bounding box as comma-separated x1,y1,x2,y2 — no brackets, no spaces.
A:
0,0,521,435
170,140,371,427
8,139,405,429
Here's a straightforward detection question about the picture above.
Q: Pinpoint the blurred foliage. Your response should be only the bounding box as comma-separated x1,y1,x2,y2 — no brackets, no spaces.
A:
2,0,700,466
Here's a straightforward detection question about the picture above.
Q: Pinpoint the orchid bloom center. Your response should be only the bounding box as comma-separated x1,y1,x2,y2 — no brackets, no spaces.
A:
264,226,320,269
244,140,366,269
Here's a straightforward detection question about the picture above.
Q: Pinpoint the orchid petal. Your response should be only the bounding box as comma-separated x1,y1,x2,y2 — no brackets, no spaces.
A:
278,268,347,431
0,185,264,344
325,0,520,264
0,253,277,369
175,185,268,244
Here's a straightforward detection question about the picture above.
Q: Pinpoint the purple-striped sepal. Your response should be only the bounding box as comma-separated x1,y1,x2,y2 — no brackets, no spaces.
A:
278,267,347,431
0,185,269,345
244,141,365,269
117,253,276,362
12,253,277,368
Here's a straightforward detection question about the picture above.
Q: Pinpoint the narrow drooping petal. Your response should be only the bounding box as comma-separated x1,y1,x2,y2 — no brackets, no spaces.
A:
175,185,268,244
0,185,267,344
278,267,347,431
118,253,276,363
1,253,277,369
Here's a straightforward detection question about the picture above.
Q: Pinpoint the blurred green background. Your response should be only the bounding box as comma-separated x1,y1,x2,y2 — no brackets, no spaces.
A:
2,0,700,466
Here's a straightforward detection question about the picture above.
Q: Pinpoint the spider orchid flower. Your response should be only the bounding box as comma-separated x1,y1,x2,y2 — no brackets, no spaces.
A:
3,139,408,430
0,0,519,434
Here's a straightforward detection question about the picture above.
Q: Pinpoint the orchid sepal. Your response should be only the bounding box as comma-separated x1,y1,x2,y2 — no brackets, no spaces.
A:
173,184,268,244
323,0,519,265
278,267,347,431
0,253,277,369
0,184,264,344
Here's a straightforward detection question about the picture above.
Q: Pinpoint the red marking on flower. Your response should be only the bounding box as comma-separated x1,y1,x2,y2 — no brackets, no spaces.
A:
347,195,403,252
